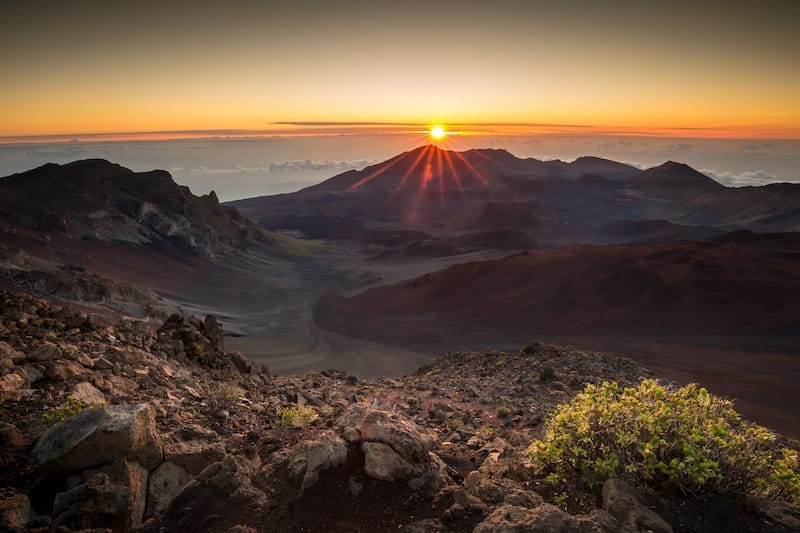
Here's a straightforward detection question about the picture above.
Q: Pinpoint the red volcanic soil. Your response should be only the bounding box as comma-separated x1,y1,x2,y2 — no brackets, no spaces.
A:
0,226,206,296
315,236,800,437
316,239,800,341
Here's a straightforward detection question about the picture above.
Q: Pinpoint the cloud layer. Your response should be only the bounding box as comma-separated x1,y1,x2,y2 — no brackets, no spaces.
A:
701,169,787,187
176,159,377,177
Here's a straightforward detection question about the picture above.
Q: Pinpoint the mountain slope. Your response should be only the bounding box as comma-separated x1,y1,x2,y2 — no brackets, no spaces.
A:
0,159,258,255
229,146,800,245
315,236,800,342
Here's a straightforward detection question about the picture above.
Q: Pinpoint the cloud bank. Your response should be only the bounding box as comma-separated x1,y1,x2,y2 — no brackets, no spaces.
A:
701,169,790,187
176,159,378,177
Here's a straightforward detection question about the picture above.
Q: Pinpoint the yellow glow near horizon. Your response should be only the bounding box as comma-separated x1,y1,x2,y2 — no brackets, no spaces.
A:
0,3,798,141
430,125,446,140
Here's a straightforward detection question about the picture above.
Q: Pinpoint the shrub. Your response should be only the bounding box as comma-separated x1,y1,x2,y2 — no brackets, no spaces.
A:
496,405,512,418
42,397,85,426
527,379,800,503
447,417,465,431
276,405,317,428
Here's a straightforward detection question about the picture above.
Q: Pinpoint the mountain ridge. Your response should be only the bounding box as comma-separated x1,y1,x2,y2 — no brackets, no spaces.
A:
0,159,259,255
229,145,800,246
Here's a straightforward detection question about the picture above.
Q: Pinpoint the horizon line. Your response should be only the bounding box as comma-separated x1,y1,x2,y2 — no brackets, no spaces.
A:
2,122,800,145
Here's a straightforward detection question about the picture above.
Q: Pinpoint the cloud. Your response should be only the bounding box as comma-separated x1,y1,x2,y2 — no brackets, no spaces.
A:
267,159,378,172
174,159,379,177
666,143,693,152
701,168,794,187
185,165,270,176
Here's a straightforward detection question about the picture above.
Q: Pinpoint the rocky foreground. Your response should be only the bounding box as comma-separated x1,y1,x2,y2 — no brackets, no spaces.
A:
1,289,799,532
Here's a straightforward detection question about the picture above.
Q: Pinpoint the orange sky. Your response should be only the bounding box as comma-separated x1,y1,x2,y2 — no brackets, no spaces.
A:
1,1,799,141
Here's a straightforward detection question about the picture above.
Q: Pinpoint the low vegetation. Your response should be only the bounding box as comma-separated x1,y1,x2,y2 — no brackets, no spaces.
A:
42,397,85,427
276,405,318,428
264,230,331,257
528,379,800,504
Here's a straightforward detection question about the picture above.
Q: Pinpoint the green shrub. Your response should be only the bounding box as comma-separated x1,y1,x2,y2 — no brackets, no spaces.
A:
527,379,800,503
276,405,317,428
496,405,512,418
42,397,85,426
447,417,465,431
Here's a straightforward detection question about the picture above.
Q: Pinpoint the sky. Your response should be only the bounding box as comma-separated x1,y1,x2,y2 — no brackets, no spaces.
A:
1,1,798,199
2,0,799,139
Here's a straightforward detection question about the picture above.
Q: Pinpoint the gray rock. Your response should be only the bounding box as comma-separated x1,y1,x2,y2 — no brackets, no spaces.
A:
287,431,348,491
164,425,226,475
33,403,163,475
27,341,62,362
0,374,24,403
204,314,225,352
69,382,106,407
0,422,27,450
85,458,149,527
230,351,252,374
146,461,193,519
52,472,130,531
362,441,416,482
0,487,31,529
20,364,45,384
42,360,84,381
602,479,672,533
106,346,148,365
92,355,115,370
338,404,436,464
154,456,267,532
74,351,95,368
470,477,543,508
745,494,800,530
0,341,25,365
337,404,444,494
474,503,581,532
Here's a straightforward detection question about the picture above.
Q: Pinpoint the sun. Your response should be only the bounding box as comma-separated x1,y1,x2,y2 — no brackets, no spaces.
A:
430,125,446,140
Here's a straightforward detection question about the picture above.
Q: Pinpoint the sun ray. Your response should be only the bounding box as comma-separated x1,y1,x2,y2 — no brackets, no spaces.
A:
451,149,490,187
348,153,408,190
391,144,432,196
436,146,445,208
441,149,466,198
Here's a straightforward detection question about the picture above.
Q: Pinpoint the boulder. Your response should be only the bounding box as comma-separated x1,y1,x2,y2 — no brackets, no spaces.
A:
74,351,95,368
145,461,193,519
27,341,62,362
20,365,44,384
473,503,581,532
362,441,416,482
33,403,163,475
164,425,226,475
69,381,107,407
338,404,436,464
0,353,13,374
52,472,130,531
0,374,24,403
0,487,31,530
287,431,348,491
85,458,149,527
151,456,267,531
745,495,800,530
230,351,252,374
0,422,27,450
602,479,672,533
204,315,225,352
336,404,443,494
42,360,84,381
0,341,25,365
470,477,543,508
106,346,148,365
